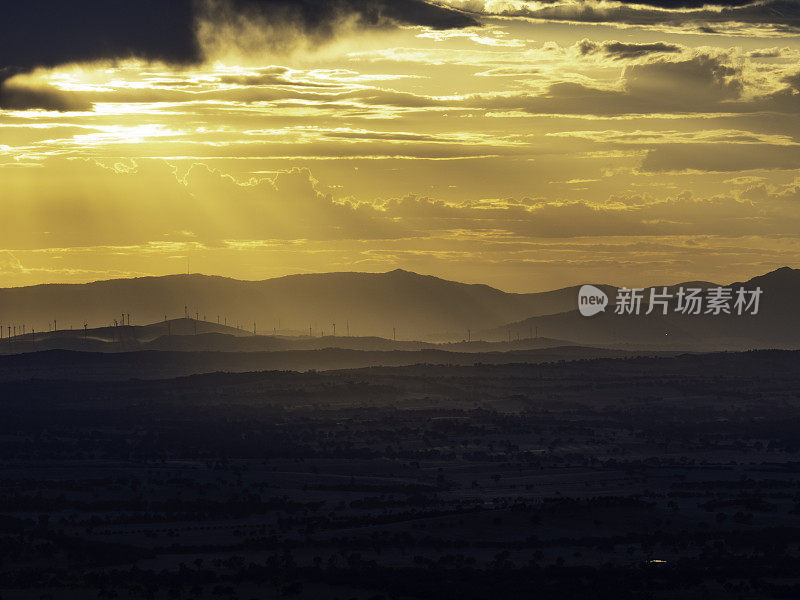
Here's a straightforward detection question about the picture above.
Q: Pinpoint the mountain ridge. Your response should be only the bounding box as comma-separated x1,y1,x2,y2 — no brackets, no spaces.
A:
0,267,797,346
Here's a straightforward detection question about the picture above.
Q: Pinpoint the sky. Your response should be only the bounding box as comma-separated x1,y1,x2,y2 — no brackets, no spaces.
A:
2,0,800,292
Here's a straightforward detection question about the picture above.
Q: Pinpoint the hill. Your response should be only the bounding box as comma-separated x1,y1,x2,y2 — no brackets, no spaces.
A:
1,317,576,354
1,266,798,349
0,269,571,341
485,267,800,350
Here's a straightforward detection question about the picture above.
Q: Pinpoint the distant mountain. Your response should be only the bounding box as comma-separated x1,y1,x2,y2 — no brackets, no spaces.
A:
484,267,800,350
1,318,250,353
0,267,797,348
1,317,575,354
0,269,586,341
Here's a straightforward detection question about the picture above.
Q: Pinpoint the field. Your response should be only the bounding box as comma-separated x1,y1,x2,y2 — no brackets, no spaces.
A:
2,352,800,598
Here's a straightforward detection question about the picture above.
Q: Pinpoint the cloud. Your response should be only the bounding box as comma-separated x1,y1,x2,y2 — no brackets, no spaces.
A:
446,0,800,35
381,190,800,238
473,54,746,116
624,54,743,103
475,66,541,77
0,80,92,112
641,144,800,172
498,0,763,5
0,1,476,74
226,0,479,32
611,0,760,7
0,159,407,248
182,164,409,241
0,2,199,73
747,47,794,59
0,0,477,110
0,1,196,110
576,39,683,60
12,156,794,249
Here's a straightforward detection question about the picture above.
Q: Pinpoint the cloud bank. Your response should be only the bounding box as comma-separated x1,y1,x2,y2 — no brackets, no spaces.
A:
0,0,477,109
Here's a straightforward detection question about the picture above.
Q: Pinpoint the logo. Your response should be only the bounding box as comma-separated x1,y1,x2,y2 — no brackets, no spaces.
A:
578,285,608,317
577,284,763,317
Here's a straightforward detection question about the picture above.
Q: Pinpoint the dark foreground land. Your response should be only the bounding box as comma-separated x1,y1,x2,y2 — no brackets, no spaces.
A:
3,351,800,598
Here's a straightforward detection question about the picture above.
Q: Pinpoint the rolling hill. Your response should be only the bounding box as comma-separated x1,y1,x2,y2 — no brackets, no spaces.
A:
485,267,800,350
0,269,582,341
1,266,798,349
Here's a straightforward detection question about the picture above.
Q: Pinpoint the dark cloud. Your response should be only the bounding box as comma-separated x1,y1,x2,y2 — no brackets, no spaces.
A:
0,1,475,74
611,0,758,7
471,0,800,33
0,0,197,110
782,72,800,91
520,0,764,7
748,48,786,59
641,144,800,172
624,55,742,103
381,192,797,238
0,1,199,73
228,0,480,32
0,81,91,112
0,0,476,110
577,39,683,60
473,54,745,116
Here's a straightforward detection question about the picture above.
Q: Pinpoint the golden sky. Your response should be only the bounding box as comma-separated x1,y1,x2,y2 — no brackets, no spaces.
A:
2,0,800,291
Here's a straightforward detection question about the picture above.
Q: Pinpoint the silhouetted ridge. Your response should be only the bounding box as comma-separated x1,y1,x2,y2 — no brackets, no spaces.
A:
0,267,797,348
